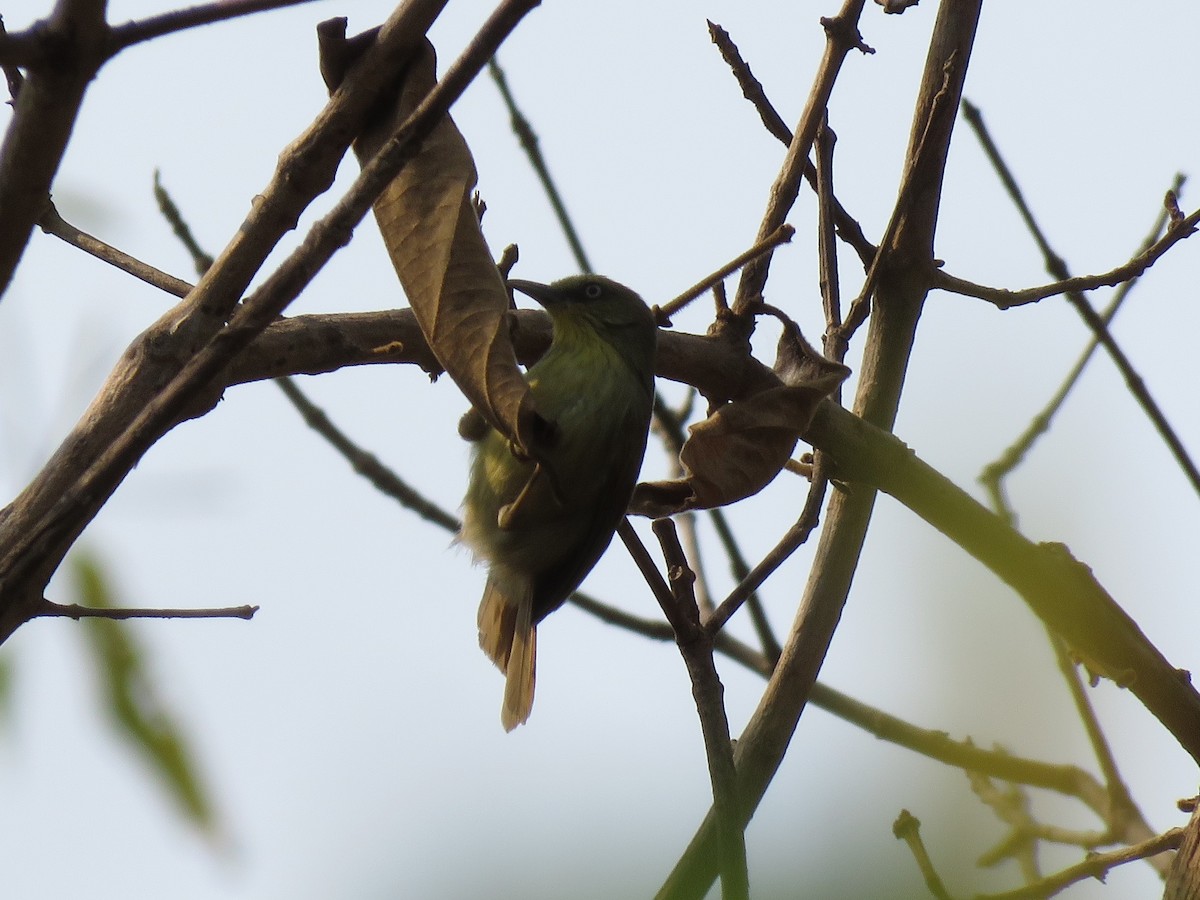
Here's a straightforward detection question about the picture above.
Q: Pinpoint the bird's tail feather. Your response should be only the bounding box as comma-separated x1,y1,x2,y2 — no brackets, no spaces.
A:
477,576,537,731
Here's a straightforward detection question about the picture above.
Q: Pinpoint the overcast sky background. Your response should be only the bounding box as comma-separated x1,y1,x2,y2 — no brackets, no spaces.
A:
1,1,1199,898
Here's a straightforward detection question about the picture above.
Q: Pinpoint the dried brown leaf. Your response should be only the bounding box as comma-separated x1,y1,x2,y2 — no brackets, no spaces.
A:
632,319,848,517
320,25,536,451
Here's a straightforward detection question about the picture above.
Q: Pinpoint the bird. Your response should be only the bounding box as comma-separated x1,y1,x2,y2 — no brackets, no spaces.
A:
459,275,658,730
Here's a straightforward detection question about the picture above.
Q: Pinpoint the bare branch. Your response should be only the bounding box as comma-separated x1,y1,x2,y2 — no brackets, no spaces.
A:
979,179,1183,519
660,6,986,895
650,519,748,900
806,398,1200,763
707,20,877,270
107,0,320,53
656,224,795,322
0,0,535,641
487,56,592,274
703,455,830,636
275,376,460,532
932,202,1200,309
36,599,258,620
39,200,193,298
978,828,1183,900
729,1,872,324
898,809,1181,900
959,103,1200,500
893,811,953,900
0,0,109,298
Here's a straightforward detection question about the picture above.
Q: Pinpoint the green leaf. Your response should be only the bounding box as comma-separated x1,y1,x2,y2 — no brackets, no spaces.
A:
71,551,218,835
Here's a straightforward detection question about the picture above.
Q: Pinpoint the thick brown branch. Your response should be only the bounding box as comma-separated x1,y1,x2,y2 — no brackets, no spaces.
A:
0,0,109,298
0,0,534,643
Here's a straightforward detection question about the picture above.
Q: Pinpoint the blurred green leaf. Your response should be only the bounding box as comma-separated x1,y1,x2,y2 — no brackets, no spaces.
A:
71,551,217,835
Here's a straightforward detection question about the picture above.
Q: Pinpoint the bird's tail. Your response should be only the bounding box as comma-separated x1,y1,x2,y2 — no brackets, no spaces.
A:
477,576,537,731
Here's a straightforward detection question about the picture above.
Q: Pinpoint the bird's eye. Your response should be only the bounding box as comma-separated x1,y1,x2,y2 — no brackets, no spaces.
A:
582,282,604,300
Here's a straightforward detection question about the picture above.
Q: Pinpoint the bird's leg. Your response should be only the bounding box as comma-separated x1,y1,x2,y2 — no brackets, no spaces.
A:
497,459,569,530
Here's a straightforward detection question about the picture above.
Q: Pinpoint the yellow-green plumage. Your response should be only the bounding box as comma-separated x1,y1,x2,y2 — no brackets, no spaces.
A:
460,276,657,730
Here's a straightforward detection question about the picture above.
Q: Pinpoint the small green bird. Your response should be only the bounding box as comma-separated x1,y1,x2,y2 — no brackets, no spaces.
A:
460,275,658,730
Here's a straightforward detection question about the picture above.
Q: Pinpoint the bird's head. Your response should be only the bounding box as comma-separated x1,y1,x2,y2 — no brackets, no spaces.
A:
508,275,658,376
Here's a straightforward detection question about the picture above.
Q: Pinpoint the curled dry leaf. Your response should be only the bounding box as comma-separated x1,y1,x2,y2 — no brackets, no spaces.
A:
632,319,849,517
319,22,537,453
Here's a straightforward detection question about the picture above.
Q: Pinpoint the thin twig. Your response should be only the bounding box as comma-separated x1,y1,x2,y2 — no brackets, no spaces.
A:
488,57,591,274
1045,625,1160,869
707,20,792,146
707,19,876,268
977,828,1183,900
106,0,321,54
38,201,194,298
960,103,1200,499
656,224,795,321
617,520,676,608
814,113,845,365
704,454,831,637
570,588,772,677
893,811,953,900
836,51,959,342
729,3,873,322
153,171,215,275
650,519,748,900
36,599,258,620
932,204,1200,309
649,396,715,616
979,178,1182,519
899,814,1184,900
968,774,1042,881
568,590,675,641
706,509,781,663
275,377,461,531
674,513,715,617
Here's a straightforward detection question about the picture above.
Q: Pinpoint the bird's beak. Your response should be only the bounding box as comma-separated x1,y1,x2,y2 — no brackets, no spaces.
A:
508,279,559,308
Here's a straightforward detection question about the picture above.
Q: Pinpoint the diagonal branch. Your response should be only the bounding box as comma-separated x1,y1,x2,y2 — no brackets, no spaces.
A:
806,398,1200,765
728,1,872,324
0,0,535,643
0,0,109,298
487,56,592,274
107,0,320,52
960,103,1200,500
932,201,1200,309
646,519,749,900
980,175,1184,518
659,4,983,896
